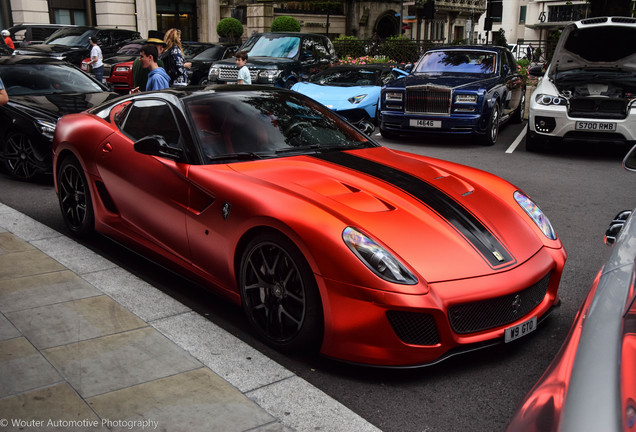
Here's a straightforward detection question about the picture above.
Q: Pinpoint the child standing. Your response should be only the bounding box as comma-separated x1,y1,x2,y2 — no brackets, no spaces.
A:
235,50,251,85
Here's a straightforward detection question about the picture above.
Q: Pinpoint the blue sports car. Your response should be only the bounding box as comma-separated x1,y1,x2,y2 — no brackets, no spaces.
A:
291,64,408,133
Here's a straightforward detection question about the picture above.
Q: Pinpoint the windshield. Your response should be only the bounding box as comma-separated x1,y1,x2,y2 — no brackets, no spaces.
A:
244,35,300,59
414,51,497,74
44,28,92,48
0,63,104,96
310,68,382,86
192,46,226,61
186,90,374,163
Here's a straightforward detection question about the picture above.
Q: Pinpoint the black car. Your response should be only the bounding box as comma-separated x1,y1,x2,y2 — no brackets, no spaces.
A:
207,32,337,88
0,56,119,180
187,43,239,85
379,45,526,145
13,26,141,66
8,24,76,47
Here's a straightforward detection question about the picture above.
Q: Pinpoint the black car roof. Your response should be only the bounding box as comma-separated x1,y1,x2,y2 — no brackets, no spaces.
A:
0,55,73,66
428,45,509,53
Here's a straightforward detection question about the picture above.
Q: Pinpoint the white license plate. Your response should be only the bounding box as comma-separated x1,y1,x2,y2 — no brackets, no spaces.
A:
575,121,617,131
410,119,441,128
505,316,537,343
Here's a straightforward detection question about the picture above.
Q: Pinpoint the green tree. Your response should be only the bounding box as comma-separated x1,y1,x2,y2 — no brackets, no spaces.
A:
217,17,244,42
271,16,301,32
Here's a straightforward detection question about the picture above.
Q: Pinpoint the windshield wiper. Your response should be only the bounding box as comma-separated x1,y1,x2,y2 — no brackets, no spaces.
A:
207,152,263,162
275,142,369,155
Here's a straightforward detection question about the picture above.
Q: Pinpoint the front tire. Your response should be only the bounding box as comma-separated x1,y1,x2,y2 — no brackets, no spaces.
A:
239,232,323,352
479,103,500,146
3,131,42,180
57,157,94,237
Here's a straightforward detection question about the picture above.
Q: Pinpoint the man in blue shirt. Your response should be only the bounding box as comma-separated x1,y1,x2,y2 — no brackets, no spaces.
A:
140,44,170,91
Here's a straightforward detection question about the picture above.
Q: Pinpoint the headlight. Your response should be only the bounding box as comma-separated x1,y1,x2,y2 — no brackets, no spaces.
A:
385,91,403,102
535,94,566,106
348,94,367,104
455,94,478,103
258,70,282,83
343,227,417,285
114,66,130,72
36,119,56,140
514,191,557,240
208,67,220,80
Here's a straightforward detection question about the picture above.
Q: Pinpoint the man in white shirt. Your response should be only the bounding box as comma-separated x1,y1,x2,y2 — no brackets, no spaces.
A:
88,36,104,83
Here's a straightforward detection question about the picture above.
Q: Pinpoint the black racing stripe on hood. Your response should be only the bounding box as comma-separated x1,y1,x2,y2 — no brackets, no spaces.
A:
312,151,514,268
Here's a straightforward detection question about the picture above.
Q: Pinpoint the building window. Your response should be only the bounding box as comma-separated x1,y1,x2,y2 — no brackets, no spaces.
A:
488,0,503,23
548,4,590,22
157,0,198,41
519,6,526,24
53,9,87,25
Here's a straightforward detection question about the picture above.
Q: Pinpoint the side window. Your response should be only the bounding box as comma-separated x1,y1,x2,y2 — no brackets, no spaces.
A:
507,52,517,73
95,31,110,47
119,99,181,146
313,38,329,61
324,38,337,60
112,30,133,46
300,37,316,62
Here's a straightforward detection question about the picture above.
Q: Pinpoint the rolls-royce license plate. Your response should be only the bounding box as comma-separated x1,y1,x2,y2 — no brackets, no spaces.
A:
505,316,537,343
410,119,441,128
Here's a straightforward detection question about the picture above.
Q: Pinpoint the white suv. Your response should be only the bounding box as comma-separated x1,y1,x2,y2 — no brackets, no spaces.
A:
526,17,636,151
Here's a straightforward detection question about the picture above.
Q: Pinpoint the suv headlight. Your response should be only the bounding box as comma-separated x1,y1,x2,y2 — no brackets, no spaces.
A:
514,191,556,240
208,67,220,81
535,94,567,106
343,227,418,285
258,70,282,83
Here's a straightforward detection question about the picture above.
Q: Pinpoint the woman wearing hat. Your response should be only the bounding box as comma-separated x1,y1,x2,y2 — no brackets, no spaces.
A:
88,36,103,83
161,28,191,87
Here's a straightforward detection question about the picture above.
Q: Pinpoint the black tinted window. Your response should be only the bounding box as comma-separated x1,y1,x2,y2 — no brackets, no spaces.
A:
120,99,181,145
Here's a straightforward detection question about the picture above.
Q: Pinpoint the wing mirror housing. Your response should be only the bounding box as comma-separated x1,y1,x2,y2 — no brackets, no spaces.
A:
134,135,183,160
623,144,636,172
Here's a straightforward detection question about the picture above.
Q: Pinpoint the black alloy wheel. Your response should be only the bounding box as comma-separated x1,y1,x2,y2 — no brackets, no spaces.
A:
480,103,500,146
3,132,42,180
57,157,94,237
239,232,323,352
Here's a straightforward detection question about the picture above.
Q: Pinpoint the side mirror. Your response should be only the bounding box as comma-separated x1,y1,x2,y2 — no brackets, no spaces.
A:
605,210,632,246
134,135,183,160
528,65,545,77
623,144,636,171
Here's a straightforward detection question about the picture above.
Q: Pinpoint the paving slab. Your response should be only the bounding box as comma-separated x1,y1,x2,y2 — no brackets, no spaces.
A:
6,295,147,349
87,368,279,432
0,249,65,281
0,337,61,398
42,326,203,398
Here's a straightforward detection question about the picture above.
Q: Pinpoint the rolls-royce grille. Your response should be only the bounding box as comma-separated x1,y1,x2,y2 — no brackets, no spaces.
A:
405,87,451,114
448,272,551,334
386,311,440,345
568,98,628,119
218,67,258,81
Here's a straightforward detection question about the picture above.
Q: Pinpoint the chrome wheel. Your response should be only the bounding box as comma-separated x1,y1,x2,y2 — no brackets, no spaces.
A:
480,104,499,146
239,233,322,351
57,158,94,237
4,132,41,180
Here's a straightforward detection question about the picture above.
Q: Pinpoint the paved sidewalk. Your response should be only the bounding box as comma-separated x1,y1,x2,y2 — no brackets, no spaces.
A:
0,203,381,432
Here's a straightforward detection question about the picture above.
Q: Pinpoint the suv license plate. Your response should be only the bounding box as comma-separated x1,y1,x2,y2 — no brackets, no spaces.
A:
575,121,617,131
505,316,537,343
410,119,441,128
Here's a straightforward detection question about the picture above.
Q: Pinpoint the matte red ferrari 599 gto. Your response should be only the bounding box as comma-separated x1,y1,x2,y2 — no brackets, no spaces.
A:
52,86,567,367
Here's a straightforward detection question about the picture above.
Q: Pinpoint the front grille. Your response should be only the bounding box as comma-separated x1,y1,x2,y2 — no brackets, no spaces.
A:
448,273,551,334
568,98,628,119
218,67,258,82
405,86,451,115
103,64,112,79
387,311,440,345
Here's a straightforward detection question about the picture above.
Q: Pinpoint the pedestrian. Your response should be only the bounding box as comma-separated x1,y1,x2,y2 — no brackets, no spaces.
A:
2,30,14,52
526,43,534,62
0,76,9,106
88,36,104,83
235,50,251,85
132,30,166,92
160,28,191,87
140,44,170,91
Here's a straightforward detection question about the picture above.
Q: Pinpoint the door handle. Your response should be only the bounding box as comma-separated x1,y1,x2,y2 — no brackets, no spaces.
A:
101,143,113,153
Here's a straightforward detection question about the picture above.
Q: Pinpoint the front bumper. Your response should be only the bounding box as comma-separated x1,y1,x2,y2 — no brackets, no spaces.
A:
317,245,567,367
380,111,489,137
529,102,636,146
